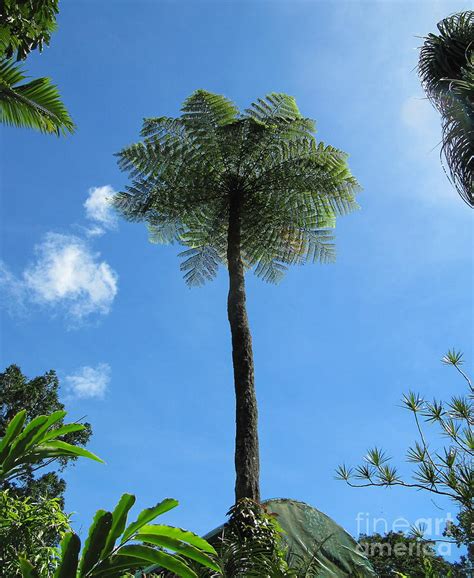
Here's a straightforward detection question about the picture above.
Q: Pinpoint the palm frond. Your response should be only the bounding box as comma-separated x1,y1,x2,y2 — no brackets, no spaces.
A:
0,59,74,135
418,11,474,207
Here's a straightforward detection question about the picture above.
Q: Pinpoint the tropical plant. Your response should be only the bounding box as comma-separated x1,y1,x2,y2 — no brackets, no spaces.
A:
337,350,473,567
0,0,74,134
0,409,102,485
0,409,218,577
0,59,75,135
114,90,360,502
1,364,92,503
0,0,59,60
0,489,71,577
20,494,219,578
178,498,368,578
418,11,474,207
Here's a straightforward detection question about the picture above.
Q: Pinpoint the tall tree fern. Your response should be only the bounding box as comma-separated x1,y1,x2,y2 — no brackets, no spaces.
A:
419,11,474,207
114,91,360,502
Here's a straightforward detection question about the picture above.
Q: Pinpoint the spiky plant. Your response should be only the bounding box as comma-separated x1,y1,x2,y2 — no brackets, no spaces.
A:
114,90,360,502
0,59,74,135
418,11,474,207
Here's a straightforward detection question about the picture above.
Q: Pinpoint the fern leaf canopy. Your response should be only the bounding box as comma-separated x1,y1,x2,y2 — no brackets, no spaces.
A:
115,90,360,285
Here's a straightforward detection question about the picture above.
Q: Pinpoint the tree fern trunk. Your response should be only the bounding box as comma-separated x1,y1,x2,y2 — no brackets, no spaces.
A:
227,192,260,503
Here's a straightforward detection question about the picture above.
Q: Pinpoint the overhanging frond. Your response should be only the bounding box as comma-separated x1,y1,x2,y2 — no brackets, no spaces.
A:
418,11,474,207
0,59,74,135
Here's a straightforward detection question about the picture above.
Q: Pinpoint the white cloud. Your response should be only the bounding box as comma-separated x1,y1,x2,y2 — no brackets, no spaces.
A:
65,363,110,399
0,233,118,322
84,185,118,236
24,233,118,319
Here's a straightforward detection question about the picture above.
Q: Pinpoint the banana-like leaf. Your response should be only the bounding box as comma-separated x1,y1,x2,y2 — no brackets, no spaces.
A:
19,557,39,578
24,410,67,449
0,409,26,461
84,557,148,577
54,533,81,578
102,493,136,556
78,510,113,576
38,440,104,463
40,422,86,442
135,533,219,571
0,410,102,483
121,498,178,542
137,524,217,554
117,544,198,578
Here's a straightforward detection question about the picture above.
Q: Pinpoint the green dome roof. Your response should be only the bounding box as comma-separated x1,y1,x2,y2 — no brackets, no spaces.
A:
260,498,375,577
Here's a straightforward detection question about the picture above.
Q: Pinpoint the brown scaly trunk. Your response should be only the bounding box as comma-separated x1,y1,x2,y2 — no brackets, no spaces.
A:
227,191,260,503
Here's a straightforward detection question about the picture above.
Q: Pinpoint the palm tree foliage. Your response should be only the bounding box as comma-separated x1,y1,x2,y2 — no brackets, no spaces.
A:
115,91,359,285
0,0,59,61
418,11,474,207
115,90,359,502
0,59,75,135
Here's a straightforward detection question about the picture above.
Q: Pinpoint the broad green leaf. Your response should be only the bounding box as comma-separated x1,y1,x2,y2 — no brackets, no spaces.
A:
41,423,86,442
2,415,51,470
117,544,197,578
19,557,39,578
38,440,104,463
78,510,113,576
121,498,178,542
0,409,26,461
102,493,136,556
135,533,219,571
84,556,147,577
24,410,66,450
54,532,81,578
137,525,217,554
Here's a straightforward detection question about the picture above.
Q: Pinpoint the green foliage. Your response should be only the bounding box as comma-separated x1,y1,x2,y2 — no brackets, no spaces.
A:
418,11,474,207
0,0,74,135
0,409,102,485
0,59,75,134
358,532,455,578
22,493,219,578
189,498,291,578
0,489,71,577
115,90,359,285
337,351,473,563
0,408,217,578
0,364,92,502
0,0,59,60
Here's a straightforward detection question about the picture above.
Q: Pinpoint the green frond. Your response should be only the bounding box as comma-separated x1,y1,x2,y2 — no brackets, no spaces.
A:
147,216,185,245
115,90,360,285
418,11,474,207
179,246,222,286
0,59,74,135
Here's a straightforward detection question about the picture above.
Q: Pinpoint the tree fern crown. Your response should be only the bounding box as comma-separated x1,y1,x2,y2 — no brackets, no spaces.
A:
115,91,360,285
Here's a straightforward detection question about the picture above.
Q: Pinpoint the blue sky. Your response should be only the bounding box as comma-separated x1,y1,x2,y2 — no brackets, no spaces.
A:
1,0,472,561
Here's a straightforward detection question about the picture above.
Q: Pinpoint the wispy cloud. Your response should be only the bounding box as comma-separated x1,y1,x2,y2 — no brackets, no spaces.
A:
65,363,111,399
1,233,118,322
84,185,118,237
